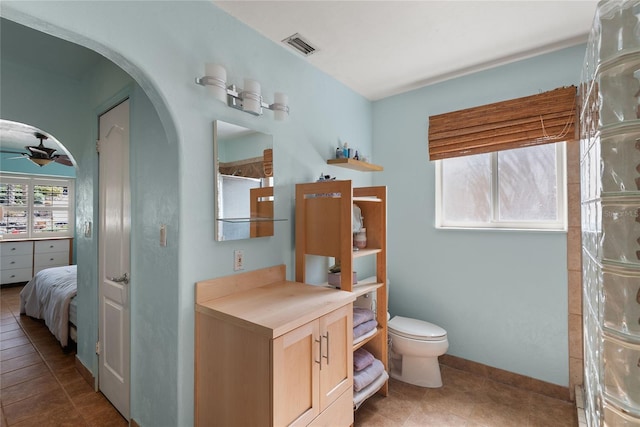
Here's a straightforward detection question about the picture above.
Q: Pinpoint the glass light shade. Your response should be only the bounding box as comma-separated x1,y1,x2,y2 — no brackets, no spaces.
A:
205,63,227,103
273,92,289,121
242,79,262,115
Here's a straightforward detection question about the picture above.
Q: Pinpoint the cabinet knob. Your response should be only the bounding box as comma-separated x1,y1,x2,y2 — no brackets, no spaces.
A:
10,261,15,265
11,247,16,251
49,258,54,261
49,245,54,248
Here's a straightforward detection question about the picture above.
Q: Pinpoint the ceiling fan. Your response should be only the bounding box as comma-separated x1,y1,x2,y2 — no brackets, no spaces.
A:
1,132,72,167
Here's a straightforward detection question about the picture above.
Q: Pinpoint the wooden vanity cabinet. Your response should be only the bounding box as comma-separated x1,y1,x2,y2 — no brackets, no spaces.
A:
195,265,355,427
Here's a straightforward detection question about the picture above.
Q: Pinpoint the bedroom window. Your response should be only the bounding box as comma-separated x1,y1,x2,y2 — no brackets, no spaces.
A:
0,174,75,238
435,143,566,230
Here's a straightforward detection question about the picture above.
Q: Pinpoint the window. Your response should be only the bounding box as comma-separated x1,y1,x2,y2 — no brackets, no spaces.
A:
0,174,75,238
435,143,566,231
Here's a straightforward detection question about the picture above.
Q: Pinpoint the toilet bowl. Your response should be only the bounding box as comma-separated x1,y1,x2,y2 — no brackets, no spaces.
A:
388,315,448,388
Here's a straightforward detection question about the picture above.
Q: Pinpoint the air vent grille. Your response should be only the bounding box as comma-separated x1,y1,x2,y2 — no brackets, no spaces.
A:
282,33,317,57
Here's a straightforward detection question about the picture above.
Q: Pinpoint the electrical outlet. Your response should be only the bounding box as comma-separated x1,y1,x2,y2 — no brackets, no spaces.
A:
234,249,244,271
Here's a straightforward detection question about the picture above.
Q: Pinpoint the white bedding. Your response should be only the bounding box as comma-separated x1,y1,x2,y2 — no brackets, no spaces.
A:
20,265,77,347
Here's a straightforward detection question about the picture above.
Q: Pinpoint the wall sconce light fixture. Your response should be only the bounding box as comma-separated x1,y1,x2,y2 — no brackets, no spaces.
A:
196,64,289,121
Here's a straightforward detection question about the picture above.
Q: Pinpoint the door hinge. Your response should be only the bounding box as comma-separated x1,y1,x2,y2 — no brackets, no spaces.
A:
96,139,101,153
95,341,101,355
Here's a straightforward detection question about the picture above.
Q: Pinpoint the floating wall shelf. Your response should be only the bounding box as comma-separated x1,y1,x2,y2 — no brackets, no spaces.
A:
326,158,383,172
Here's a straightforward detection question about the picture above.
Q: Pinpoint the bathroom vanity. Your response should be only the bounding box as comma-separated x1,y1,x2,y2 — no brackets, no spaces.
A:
195,265,355,427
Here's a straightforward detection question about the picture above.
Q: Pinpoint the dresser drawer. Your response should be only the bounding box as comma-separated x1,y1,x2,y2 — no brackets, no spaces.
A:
34,251,69,269
1,241,33,256
1,267,33,284
0,254,32,270
34,239,70,254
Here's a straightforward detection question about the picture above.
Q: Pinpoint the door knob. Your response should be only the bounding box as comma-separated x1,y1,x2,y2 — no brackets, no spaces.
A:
108,272,129,285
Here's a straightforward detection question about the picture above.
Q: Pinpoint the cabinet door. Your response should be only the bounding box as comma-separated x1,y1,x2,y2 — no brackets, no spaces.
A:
319,304,353,411
273,320,320,427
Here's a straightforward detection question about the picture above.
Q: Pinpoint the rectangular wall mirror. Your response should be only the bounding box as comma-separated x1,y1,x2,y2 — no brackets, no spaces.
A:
214,120,275,241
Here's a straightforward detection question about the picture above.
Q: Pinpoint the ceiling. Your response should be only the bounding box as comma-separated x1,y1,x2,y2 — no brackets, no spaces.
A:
0,18,103,154
0,1,599,150
215,1,599,100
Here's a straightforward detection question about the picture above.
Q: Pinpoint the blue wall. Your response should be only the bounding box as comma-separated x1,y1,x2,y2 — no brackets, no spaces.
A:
373,45,585,385
1,1,584,425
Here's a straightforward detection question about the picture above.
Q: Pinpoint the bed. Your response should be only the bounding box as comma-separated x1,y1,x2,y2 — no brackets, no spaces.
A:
19,265,77,347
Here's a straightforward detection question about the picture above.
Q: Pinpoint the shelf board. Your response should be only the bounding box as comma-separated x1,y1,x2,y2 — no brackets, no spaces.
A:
353,326,382,351
351,281,384,298
327,158,383,172
353,248,382,258
217,217,287,223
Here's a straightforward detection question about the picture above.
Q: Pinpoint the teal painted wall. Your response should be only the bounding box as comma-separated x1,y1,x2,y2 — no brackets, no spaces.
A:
372,45,585,386
1,1,585,425
2,2,372,426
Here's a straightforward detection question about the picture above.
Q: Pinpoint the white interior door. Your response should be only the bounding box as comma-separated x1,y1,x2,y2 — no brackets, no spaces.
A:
98,99,131,419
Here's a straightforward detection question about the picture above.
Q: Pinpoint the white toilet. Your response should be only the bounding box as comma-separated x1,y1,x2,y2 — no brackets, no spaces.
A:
388,315,448,388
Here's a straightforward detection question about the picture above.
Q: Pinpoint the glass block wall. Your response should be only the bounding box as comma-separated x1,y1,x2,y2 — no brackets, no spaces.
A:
580,1,640,425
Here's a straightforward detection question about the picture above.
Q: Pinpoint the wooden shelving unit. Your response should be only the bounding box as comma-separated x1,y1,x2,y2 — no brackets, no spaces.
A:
295,180,388,405
327,158,383,172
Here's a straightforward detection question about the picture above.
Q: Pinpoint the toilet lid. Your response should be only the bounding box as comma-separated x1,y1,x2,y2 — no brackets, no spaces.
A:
388,316,447,341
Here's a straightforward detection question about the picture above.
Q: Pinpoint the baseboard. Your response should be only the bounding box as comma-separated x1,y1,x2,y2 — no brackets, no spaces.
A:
130,419,141,427
439,354,571,402
75,355,96,390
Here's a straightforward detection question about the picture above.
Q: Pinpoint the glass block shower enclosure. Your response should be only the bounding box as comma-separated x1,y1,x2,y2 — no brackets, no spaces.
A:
580,1,640,426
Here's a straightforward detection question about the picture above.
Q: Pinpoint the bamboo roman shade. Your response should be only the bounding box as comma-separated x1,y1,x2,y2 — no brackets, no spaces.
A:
428,86,578,161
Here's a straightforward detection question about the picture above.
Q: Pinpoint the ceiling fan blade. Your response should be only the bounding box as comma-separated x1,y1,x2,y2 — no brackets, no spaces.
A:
6,155,28,160
26,146,53,156
0,150,26,155
53,155,73,166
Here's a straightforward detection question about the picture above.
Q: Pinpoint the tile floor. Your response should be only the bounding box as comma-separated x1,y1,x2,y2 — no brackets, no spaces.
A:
2,284,577,427
0,286,126,427
355,368,578,427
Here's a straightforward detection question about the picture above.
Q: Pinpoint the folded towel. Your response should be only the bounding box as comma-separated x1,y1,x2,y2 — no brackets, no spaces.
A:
353,348,375,372
353,319,378,340
353,327,377,346
354,358,385,392
353,307,375,328
353,370,389,410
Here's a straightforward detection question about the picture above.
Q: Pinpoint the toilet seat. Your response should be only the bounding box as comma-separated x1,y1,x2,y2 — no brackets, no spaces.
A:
389,316,447,341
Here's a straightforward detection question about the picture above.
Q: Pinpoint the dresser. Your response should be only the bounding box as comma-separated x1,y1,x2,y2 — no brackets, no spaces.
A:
0,238,72,285
195,265,356,427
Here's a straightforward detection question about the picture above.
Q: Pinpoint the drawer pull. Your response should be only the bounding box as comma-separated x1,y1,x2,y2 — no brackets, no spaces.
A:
49,245,54,248
10,261,15,265
315,337,322,370
10,247,16,251
322,332,330,365
10,275,15,278
49,258,54,261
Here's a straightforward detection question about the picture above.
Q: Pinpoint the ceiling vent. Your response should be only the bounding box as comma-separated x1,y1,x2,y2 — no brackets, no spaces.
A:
282,33,318,57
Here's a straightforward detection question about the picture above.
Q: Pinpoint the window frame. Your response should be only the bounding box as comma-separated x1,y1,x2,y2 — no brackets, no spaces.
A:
435,142,567,231
0,173,75,238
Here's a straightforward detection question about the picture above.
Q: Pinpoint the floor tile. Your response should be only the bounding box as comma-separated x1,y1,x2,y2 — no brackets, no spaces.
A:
0,336,30,351
0,343,35,362
3,389,72,425
0,372,61,405
0,361,49,389
0,351,43,373
10,407,88,427
0,329,26,341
